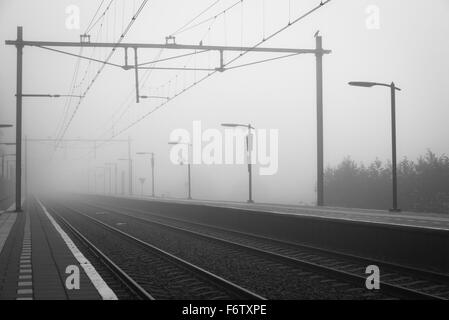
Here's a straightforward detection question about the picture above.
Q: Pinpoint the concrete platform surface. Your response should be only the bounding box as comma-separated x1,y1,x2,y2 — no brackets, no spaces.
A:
0,198,116,300
106,194,449,231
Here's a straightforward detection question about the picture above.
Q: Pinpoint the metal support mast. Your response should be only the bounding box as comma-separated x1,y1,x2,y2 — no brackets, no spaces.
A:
315,35,324,206
128,136,133,195
15,26,23,212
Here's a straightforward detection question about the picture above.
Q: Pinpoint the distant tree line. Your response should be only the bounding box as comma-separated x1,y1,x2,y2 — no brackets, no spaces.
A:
324,150,449,214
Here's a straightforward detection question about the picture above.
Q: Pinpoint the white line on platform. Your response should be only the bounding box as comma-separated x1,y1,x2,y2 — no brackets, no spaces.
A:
36,198,118,300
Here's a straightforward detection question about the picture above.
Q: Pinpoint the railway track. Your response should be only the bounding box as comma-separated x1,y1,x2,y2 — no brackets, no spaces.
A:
44,200,265,300
47,208,154,300
79,198,449,300
57,199,386,299
30,198,139,300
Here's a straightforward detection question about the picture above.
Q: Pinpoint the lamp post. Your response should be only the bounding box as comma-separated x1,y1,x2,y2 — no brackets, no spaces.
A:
348,81,402,212
139,177,146,196
221,123,255,203
168,142,192,200
136,152,155,197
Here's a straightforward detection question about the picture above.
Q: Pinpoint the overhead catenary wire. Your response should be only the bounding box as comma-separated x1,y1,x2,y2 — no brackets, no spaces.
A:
224,52,302,70
56,0,149,145
143,2,221,99
54,0,150,148
170,0,221,36
37,46,124,69
54,2,111,143
85,0,115,35
91,47,166,143
80,0,332,160
76,22,105,90
53,48,83,139
54,9,107,142
84,0,106,34
146,15,219,103
173,0,243,36
53,12,108,149
138,0,242,104
138,49,210,67
83,2,224,154
91,0,333,152
225,0,332,68
118,10,218,122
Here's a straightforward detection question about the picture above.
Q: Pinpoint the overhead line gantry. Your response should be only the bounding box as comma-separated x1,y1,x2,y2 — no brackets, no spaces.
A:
5,25,331,212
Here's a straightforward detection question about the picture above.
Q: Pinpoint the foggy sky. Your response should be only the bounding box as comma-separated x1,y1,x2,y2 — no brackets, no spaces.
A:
0,0,448,204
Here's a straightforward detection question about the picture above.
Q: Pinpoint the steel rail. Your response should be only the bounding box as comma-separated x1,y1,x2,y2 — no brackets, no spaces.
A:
46,204,155,300
57,201,266,300
84,201,448,300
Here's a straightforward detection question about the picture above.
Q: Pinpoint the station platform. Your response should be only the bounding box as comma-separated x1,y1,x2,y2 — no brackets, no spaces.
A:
0,198,115,300
73,193,449,273
109,194,449,231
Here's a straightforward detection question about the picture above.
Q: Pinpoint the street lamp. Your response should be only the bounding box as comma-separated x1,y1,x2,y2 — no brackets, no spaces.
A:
0,124,13,128
168,141,192,200
139,177,146,196
136,152,155,197
221,123,255,203
348,81,402,212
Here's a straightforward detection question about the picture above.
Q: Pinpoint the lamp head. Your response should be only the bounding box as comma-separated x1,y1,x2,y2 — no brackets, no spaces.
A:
221,123,240,128
348,81,377,88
